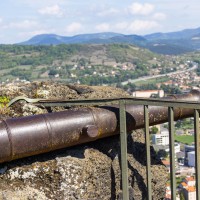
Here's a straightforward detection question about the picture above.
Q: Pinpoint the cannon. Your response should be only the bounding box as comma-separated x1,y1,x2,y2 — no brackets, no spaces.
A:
0,90,200,163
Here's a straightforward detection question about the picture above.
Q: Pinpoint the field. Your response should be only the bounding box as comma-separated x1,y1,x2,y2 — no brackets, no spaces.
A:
174,135,194,145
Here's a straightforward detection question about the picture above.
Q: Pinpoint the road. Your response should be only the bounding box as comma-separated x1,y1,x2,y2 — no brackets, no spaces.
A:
121,64,198,85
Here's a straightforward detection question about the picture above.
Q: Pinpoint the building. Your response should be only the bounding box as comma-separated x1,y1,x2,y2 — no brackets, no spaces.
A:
152,132,169,145
185,145,195,165
188,151,195,167
179,176,196,200
153,142,181,162
176,129,184,135
174,143,181,153
165,183,171,199
132,89,164,98
184,176,196,186
181,187,196,200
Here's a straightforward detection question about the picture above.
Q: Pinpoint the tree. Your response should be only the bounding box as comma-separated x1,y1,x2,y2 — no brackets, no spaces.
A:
160,84,182,94
78,58,87,66
196,66,200,76
157,149,168,159
175,120,182,128
48,69,58,76
180,191,185,200
151,126,159,134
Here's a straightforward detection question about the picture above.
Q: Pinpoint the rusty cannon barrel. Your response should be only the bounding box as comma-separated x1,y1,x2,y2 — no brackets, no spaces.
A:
0,90,200,163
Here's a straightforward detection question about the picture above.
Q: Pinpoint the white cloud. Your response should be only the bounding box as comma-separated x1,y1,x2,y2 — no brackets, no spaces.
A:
18,29,55,38
0,18,2,23
97,8,119,17
128,2,154,15
38,4,64,17
113,20,160,33
8,20,38,29
115,22,128,30
152,13,166,21
65,22,82,34
128,20,159,32
21,0,65,6
95,23,110,32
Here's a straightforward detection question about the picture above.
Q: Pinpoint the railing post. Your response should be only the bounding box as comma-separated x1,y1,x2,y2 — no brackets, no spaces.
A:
168,107,176,200
194,109,200,200
119,100,129,200
144,105,152,199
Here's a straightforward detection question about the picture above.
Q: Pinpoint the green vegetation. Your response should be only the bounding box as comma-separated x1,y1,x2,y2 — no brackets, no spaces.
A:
0,96,10,115
175,135,194,145
195,59,200,76
0,43,174,85
107,44,130,63
180,192,185,200
156,149,168,159
160,84,182,94
147,43,193,55
176,176,185,187
134,76,170,86
151,126,159,134
175,119,193,130
0,43,197,88
0,96,10,108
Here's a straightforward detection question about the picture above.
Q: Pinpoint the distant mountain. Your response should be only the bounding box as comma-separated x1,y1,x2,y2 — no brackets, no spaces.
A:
144,27,200,54
19,32,124,45
19,27,200,55
22,34,69,45
144,27,200,40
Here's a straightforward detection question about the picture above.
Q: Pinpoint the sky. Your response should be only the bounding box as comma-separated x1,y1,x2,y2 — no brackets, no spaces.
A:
0,0,200,44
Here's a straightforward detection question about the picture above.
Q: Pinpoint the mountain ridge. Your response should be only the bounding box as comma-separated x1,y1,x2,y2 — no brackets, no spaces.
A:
18,27,200,55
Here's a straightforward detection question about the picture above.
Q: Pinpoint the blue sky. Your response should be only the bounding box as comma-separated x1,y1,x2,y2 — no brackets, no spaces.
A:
0,0,200,43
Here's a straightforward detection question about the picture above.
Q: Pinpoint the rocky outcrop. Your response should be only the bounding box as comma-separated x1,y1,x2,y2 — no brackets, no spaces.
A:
0,82,168,200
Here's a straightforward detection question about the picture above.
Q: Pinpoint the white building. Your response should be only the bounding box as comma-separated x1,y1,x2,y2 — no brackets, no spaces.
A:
157,143,180,153
188,151,195,167
179,176,196,200
181,187,196,200
174,143,181,153
132,90,164,98
184,176,196,187
152,132,169,145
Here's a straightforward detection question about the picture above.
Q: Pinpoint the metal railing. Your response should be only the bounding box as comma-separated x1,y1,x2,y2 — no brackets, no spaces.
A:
118,98,200,200
32,96,200,199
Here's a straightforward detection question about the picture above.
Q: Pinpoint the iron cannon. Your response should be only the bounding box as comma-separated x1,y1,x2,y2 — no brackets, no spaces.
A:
0,90,200,163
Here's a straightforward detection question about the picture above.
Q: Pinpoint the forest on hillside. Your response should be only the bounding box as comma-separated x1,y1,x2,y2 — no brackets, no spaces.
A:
0,44,199,89
0,44,162,83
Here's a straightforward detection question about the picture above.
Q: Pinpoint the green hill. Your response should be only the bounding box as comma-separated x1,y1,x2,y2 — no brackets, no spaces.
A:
0,43,172,85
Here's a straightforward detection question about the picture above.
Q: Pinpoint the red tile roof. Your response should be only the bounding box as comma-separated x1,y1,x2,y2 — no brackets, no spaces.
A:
186,186,196,192
162,160,170,166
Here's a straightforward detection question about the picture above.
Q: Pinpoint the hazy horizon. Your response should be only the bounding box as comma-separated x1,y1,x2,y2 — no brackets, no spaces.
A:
0,0,200,44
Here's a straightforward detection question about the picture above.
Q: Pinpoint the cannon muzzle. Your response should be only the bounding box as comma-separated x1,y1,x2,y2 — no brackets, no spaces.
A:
0,90,200,163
